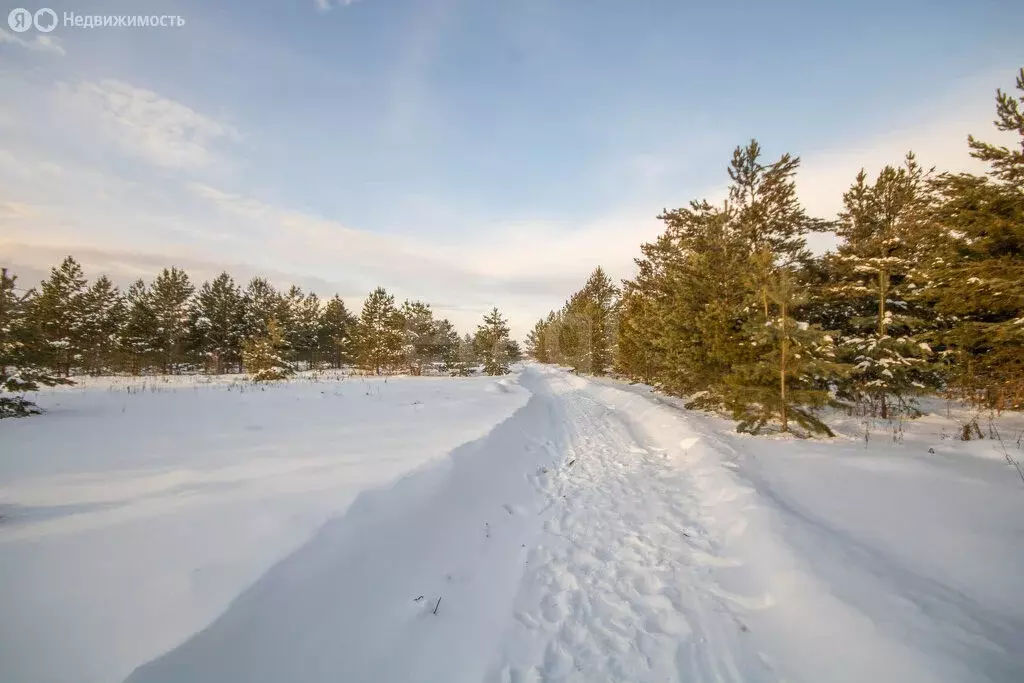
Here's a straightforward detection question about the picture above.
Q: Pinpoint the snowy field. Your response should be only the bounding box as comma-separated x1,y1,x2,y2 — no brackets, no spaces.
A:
2,366,1023,683
0,372,529,683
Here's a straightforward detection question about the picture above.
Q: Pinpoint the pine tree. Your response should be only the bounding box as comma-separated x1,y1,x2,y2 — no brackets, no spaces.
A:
453,332,477,376
630,200,749,397
728,140,823,262
726,270,842,435
556,296,588,371
356,287,403,374
474,307,512,375
824,154,937,417
295,291,323,368
276,285,302,362
279,286,322,370
1,268,71,417
967,68,1024,185
148,267,194,373
434,318,462,374
921,68,1024,409
614,285,659,382
525,318,550,363
190,272,244,374
505,339,523,363
400,300,438,375
319,295,356,368
241,277,281,341
243,317,294,381
613,143,838,434
78,275,125,374
540,311,563,367
32,256,87,376
535,268,621,374
727,140,824,321
579,266,619,375
121,279,157,374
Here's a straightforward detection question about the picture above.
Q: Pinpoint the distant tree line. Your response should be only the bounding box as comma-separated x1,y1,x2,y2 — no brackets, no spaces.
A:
0,263,520,416
527,68,1024,435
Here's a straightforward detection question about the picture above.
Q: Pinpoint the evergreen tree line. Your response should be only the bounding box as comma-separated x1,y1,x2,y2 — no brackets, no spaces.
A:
527,68,1024,435
1,263,520,416
525,266,620,376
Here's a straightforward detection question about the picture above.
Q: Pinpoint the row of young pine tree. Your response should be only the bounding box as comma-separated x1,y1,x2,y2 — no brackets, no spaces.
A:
0,261,520,416
526,68,1024,436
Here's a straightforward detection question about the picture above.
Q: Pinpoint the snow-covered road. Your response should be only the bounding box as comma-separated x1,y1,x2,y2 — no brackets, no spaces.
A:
3,366,1022,682
487,369,775,682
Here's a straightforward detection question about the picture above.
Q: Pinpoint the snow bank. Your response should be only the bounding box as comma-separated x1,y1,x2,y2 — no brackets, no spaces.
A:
581,376,1024,683
125,385,562,683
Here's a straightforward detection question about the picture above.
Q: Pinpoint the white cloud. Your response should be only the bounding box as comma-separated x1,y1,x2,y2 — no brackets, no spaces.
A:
0,200,40,218
0,28,66,56
54,79,239,170
315,0,362,11
797,103,996,219
187,181,652,294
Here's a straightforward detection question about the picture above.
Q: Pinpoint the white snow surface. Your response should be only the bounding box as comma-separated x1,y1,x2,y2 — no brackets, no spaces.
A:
0,372,529,683
1,366,1023,683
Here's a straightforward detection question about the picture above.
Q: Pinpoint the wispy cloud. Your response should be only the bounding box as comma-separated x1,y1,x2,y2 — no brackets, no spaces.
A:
315,0,362,12
0,28,66,56
1,58,1012,339
53,79,239,170
188,182,470,283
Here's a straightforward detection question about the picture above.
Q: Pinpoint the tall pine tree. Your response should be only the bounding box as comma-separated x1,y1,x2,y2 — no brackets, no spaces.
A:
189,272,244,374
356,287,403,374
78,275,125,375
921,68,1024,409
400,300,439,375
120,279,157,374
434,318,462,374
1,268,71,416
241,277,281,341
319,295,356,368
32,256,87,376
474,307,512,376
822,154,937,417
148,267,194,373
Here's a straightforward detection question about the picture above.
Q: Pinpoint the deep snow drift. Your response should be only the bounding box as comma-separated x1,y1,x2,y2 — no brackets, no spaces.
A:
2,366,1022,683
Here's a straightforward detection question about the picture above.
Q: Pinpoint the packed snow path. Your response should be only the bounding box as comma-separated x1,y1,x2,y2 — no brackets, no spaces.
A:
486,371,775,682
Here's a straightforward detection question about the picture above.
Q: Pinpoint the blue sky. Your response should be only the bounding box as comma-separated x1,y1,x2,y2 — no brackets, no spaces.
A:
1,0,1022,337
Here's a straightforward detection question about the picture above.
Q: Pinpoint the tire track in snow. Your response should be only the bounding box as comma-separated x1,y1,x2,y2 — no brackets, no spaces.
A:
489,369,777,683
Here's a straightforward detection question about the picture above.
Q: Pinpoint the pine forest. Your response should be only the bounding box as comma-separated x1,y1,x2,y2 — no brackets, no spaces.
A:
526,68,1024,435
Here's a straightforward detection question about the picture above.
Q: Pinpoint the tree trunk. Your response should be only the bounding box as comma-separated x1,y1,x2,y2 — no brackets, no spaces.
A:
878,268,888,336
779,302,789,433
